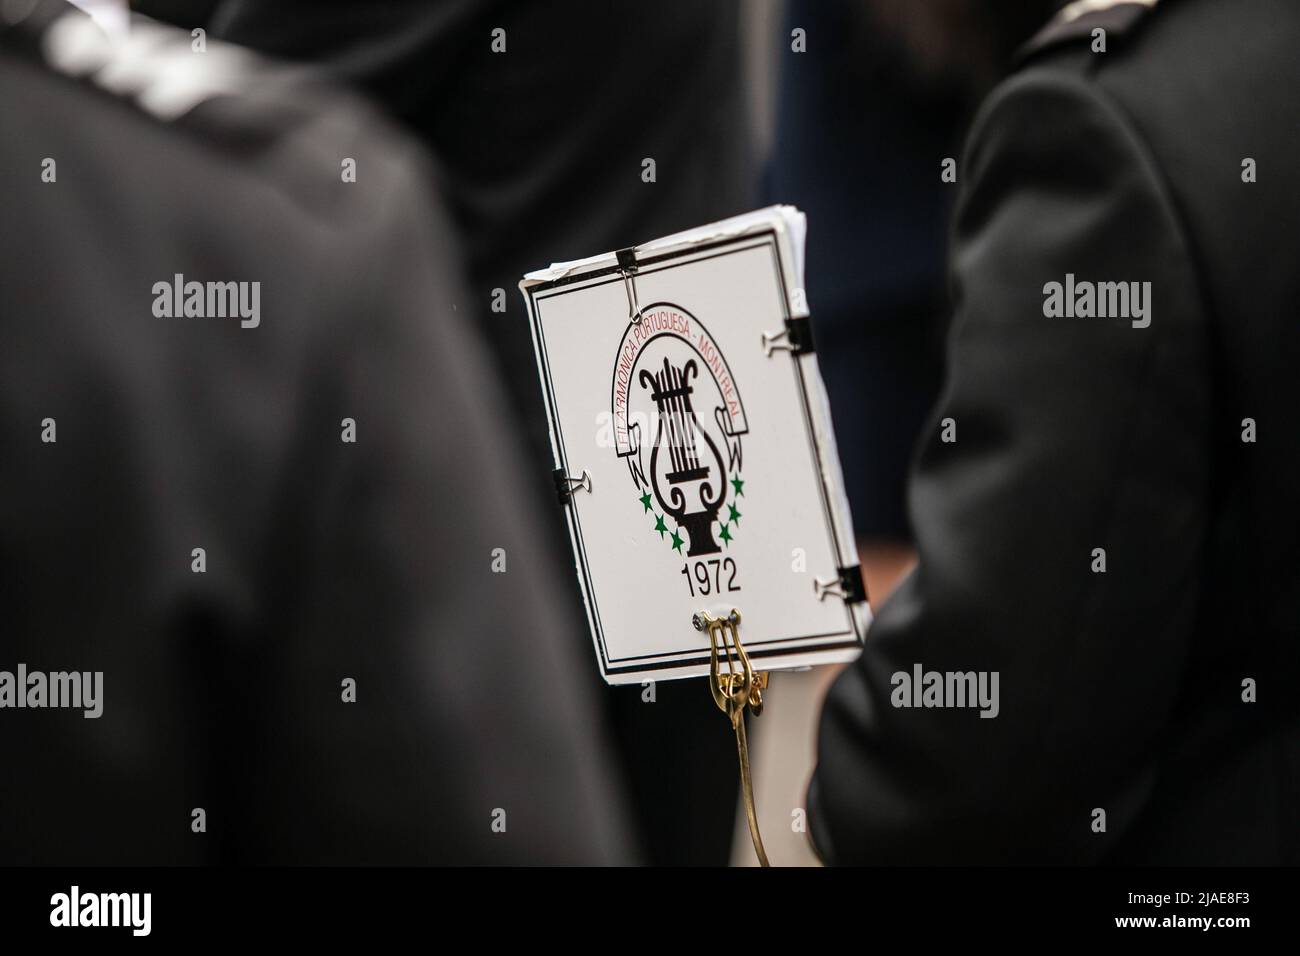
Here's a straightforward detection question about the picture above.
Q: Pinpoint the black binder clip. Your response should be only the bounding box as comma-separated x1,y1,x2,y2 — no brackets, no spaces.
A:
552,468,592,504
761,316,815,356
617,247,642,325
814,564,869,604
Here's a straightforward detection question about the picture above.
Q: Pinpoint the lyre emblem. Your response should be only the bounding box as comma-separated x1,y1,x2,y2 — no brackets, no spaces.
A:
611,303,747,561
639,357,727,556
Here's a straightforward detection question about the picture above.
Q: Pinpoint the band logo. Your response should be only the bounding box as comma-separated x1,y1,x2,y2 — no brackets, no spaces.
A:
610,304,748,560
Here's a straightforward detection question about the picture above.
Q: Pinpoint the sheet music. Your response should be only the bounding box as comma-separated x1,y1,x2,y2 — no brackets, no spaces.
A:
522,206,869,684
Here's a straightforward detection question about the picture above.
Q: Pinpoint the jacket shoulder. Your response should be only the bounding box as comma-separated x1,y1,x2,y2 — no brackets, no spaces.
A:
1015,0,1162,66
0,1,424,219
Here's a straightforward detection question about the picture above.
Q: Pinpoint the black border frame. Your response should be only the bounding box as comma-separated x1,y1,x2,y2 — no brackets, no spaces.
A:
525,228,864,678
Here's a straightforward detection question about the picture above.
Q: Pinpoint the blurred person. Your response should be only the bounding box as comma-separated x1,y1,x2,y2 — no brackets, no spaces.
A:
0,0,631,864
735,0,1028,869
195,0,757,865
812,0,1300,864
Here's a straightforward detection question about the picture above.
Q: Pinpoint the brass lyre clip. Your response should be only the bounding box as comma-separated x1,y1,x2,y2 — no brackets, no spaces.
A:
693,608,771,866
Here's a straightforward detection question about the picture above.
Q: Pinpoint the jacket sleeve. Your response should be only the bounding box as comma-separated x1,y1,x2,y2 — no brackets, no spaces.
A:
809,70,1213,864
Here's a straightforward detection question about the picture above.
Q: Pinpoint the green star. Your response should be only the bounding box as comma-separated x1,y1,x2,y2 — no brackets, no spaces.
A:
653,513,667,538
731,475,744,497
728,502,741,525
670,530,684,553
719,523,733,546
639,491,653,512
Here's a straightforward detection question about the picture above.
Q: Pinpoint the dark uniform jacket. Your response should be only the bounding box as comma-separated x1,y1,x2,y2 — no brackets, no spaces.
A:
202,0,756,865
811,0,1300,864
0,2,631,864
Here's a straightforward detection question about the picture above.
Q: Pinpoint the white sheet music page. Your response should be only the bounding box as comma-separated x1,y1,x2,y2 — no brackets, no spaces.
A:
521,206,869,684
